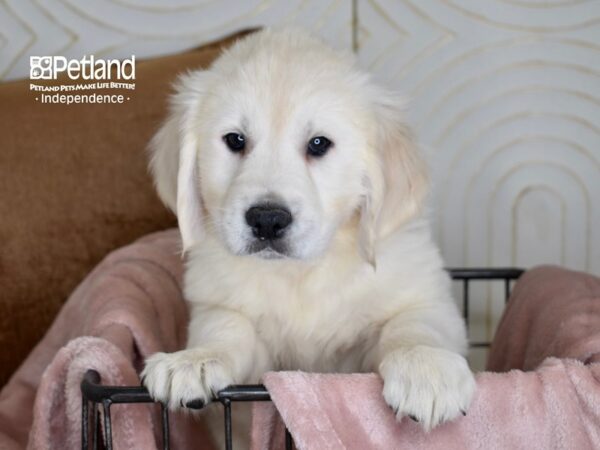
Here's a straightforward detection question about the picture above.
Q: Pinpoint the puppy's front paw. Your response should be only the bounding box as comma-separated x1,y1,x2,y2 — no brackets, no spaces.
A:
141,349,234,410
380,346,475,431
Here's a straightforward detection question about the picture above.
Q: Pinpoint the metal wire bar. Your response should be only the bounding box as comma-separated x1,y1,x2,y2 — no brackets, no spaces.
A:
102,400,112,450
224,399,232,450
470,342,493,348
218,385,271,402
161,403,170,450
463,279,470,331
92,402,99,450
448,268,523,280
81,397,88,450
81,370,156,404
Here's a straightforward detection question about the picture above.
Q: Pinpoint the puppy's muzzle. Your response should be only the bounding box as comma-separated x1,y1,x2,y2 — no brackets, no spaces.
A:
245,203,293,241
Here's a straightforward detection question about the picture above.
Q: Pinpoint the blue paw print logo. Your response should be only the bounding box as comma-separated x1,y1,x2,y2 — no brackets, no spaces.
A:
30,56,53,79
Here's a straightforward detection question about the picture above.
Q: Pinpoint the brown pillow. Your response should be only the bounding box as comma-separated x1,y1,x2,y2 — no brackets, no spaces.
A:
0,29,256,386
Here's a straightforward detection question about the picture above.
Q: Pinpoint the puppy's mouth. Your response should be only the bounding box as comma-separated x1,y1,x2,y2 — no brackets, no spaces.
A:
247,239,289,259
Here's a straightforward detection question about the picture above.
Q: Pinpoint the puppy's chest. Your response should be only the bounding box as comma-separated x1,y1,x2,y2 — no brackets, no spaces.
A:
187,260,386,371
240,281,379,371
257,312,377,372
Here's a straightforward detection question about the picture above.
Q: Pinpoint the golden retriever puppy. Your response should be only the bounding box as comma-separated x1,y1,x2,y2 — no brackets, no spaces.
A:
142,28,475,438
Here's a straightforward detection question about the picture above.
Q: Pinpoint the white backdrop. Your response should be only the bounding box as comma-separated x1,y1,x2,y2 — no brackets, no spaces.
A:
2,0,599,357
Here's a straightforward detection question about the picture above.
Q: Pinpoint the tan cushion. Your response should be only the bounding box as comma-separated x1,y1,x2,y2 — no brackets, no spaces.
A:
0,29,256,385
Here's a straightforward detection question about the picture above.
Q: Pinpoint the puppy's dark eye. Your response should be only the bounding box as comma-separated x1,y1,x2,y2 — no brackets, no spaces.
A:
223,132,246,152
307,136,332,157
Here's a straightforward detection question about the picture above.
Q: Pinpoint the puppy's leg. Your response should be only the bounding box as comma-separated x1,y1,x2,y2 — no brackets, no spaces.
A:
374,305,476,431
142,306,270,410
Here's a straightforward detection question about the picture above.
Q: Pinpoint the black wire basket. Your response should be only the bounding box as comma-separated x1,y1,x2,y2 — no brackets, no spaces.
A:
81,267,524,450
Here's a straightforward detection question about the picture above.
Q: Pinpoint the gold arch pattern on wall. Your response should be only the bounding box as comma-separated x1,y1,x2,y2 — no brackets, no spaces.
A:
0,0,353,80
356,0,600,351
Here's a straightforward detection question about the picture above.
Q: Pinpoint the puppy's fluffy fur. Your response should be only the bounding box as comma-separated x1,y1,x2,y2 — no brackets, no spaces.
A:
142,28,475,439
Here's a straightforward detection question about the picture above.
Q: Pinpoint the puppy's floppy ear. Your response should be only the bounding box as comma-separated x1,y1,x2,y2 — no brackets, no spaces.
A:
148,70,209,252
359,92,429,264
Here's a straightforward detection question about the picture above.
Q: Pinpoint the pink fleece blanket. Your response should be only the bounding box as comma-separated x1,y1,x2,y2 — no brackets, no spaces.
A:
0,229,216,450
1,228,599,449
252,266,600,450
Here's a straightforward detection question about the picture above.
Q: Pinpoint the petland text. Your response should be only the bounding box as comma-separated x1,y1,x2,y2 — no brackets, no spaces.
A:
30,55,135,81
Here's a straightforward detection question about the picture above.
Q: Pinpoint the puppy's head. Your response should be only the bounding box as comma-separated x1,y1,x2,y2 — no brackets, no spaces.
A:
149,29,427,263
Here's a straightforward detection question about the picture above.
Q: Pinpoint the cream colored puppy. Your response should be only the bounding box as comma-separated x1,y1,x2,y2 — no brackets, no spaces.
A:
142,28,475,434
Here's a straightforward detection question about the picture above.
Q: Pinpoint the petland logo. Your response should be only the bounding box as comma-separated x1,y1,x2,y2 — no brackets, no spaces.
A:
30,55,135,80
30,55,136,104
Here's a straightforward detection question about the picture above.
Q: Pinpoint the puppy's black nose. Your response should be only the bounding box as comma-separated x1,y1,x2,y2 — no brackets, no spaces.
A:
245,204,292,240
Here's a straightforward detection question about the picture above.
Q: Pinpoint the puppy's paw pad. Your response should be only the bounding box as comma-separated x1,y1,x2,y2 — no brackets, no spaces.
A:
184,398,205,409
380,346,475,431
